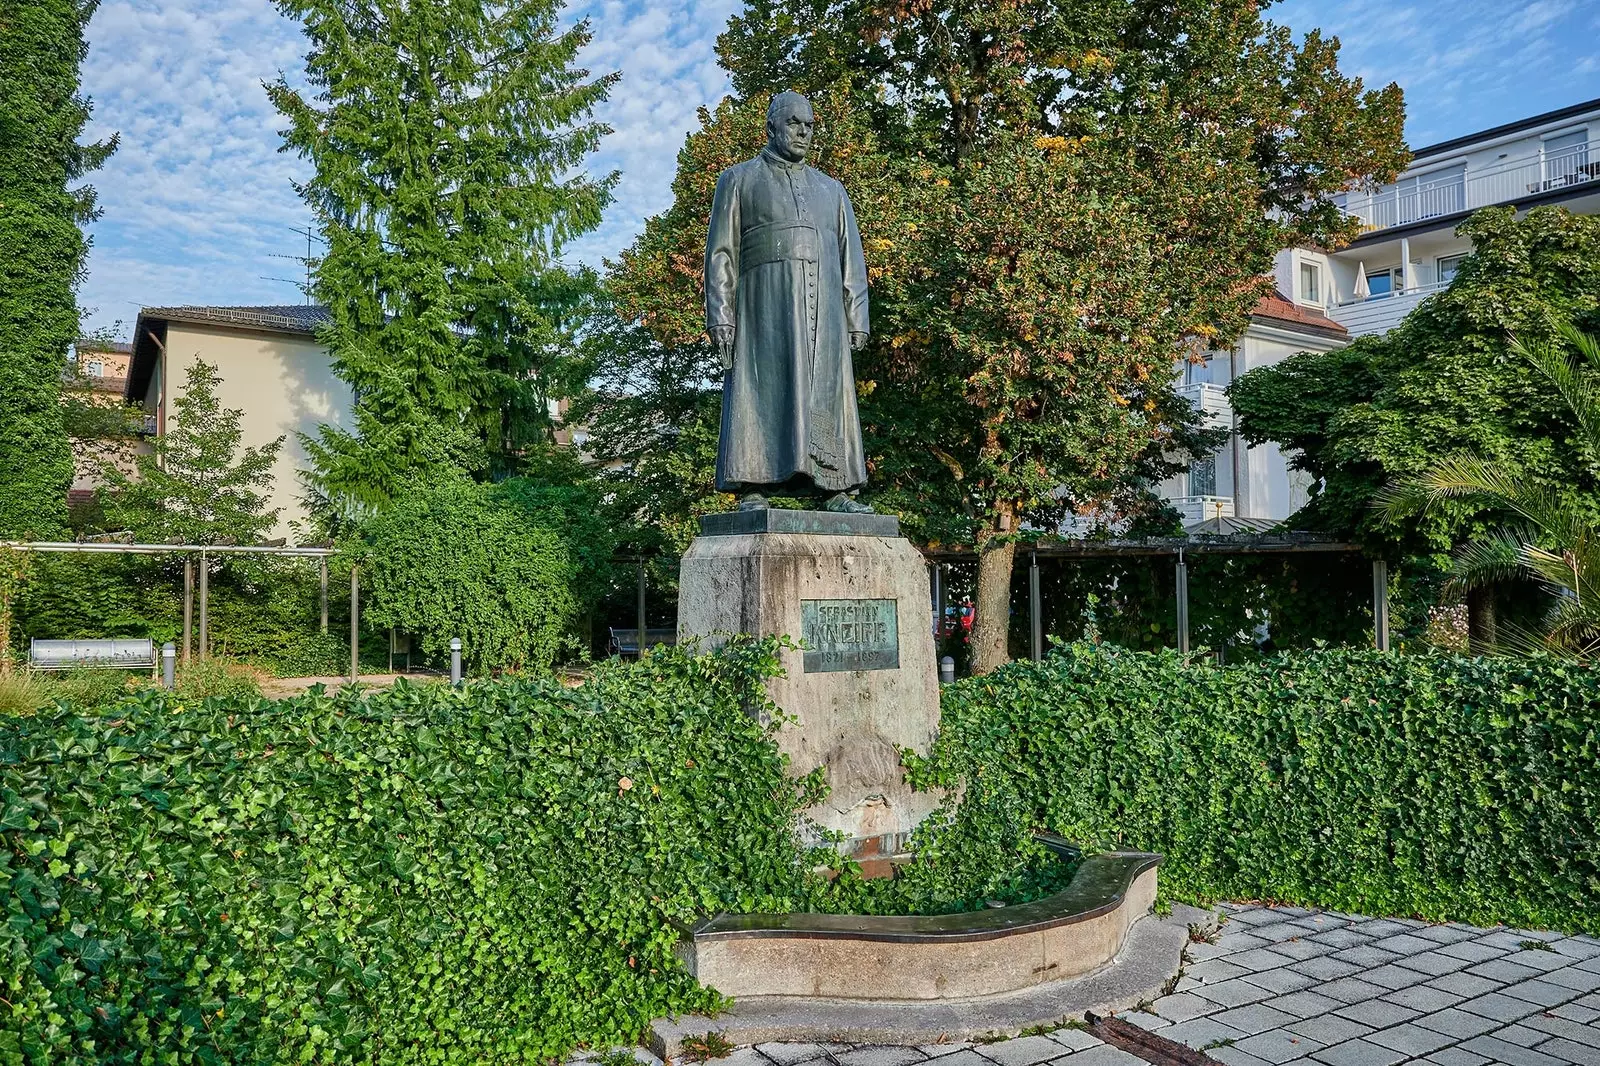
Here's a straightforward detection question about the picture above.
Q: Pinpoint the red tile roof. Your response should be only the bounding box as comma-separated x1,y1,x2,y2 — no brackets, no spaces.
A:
1249,290,1348,338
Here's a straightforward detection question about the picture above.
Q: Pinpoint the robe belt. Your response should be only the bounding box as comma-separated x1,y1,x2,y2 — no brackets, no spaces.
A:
739,221,822,273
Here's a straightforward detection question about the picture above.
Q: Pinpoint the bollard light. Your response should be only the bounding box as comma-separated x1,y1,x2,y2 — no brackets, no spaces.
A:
450,637,462,686
939,656,955,685
162,642,176,690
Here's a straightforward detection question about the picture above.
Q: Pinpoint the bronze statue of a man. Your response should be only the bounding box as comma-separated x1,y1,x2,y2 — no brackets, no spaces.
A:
705,90,872,513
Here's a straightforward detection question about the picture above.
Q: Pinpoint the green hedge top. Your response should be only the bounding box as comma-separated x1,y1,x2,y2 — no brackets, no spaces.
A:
0,641,825,1064
912,644,1600,933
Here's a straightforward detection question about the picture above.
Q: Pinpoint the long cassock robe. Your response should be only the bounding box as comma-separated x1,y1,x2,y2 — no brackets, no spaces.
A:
705,147,870,494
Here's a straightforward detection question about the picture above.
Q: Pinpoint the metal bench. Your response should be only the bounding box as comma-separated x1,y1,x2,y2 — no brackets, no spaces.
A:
607,627,677,658
29,638,157,672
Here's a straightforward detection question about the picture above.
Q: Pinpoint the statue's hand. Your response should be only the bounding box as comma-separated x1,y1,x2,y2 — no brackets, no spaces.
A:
850,331,869,353
711,325,736,371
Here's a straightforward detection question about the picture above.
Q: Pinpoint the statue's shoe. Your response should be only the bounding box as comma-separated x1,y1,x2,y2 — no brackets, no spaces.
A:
738,493,770,511
823,492,875,514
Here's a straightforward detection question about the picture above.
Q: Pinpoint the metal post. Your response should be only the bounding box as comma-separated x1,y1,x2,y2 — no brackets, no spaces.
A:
939,656,955,684
636,558,647,658
198,550,209,661
182,557,193,665
1373,558,1391,652
932,563,943,636
1175,549,1191,655
350,564,359,681
162,642,175,689
1029,551,1043,662
319,556,328,634
450,637,462,686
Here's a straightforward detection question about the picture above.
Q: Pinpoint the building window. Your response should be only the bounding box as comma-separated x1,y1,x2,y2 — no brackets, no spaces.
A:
1189,456,1217,497
1437,254,1467,288
1299,262,1321,306
1365,267,1401,300
86,360,104,377
1543,129,1588,188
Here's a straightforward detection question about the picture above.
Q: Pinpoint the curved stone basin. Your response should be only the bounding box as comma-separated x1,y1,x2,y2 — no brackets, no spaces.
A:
684,838,1161,1000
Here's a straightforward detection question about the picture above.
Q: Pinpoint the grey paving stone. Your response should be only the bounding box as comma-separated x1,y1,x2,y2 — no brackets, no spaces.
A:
1463,957,1546,984
1395,951,1473,977
918,1046,980,1061
1234,1028,1325,1065
836,1049,927,1066
1382,984,1462,1013
1223,905,1278,925
1210,1003,1298,1036
1523,1010,1600,1044
1427,971,1503,998
1228,948,1301,972
1173,975,1204,993
1161,1016,1250,1051
1187,958,1251,983
1218,932,1274,951
1370,933,1442,957
1272,907,1316,919
1206,1047,1273,1066
759,1044,835,1065
1478,930,1542,950
1287,1015,1374,1046
1414,925,1483,945
1574,956,1600,976
1272,938,1334,962
1351,920,1414,939
1502,977,1584,1008
1413,1006,1504,1038
1251,922,1319,944
1543,966,1600,994
1437,940,1508,964
1271,990,1345,1019
1360,964,1431,991
1549,938,1600,961
1308,1038,1407,1066
1243,967,1318,994
1421,1051,1492,1066
1118,1010,1170,1032
979,1035,1066,1066
1150,992,1223,1023
1536,1037,1600,1066
1309,929,1374,950
918,1053,988,1066
712,1050,776,1066
1293,957,1365,981
1552,1000,1600,1023
1333,1000,1419,1030
1456,1034,1568,1066
1319,977,1390,1004
1046,1029,1102,1052
1200,978,1278,1007
1457,990,1548,1024
1046,1046,1141,1066
1330,946,1404,969
1365,1022,1456,1055
1188,940,1243,962
1508,949,1579,973
1496,1022,1560,1048
1577,992,1600,1009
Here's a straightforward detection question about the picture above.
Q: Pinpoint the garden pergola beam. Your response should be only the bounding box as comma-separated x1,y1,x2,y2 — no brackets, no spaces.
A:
1373,558,1391,652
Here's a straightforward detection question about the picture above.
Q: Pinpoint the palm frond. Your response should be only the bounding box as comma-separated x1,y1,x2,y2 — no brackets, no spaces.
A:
1512,324,1600,458
1443,528,1527,597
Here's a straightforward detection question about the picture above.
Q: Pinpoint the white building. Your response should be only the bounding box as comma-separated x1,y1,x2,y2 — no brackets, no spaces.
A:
1165,96,1600,527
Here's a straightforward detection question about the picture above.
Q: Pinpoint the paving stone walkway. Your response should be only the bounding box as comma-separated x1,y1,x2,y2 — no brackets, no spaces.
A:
715,904,1600,1066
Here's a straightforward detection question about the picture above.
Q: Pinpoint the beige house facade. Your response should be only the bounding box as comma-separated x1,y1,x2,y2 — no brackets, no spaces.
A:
125,306,354,542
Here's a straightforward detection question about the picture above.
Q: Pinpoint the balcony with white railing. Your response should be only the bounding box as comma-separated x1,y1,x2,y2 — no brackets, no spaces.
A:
1327,281,1449,337
1176,381,1231,428
1343,142,1598,235
1173,495,1234,524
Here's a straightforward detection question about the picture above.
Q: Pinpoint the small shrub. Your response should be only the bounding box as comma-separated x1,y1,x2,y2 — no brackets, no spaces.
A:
176,656,264,701
0,670,47,715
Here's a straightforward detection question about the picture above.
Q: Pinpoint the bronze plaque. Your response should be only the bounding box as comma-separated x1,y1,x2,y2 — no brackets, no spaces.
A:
801,598,899,672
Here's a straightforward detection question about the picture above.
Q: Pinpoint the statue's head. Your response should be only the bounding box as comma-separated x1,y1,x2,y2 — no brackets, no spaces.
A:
766,91,815,164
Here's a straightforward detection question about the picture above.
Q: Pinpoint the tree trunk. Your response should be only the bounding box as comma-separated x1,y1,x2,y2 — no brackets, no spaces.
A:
971,505,1017,675
1467,584,1498,656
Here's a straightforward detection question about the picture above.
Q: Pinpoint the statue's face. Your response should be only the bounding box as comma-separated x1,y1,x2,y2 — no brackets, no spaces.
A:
767,99,815,163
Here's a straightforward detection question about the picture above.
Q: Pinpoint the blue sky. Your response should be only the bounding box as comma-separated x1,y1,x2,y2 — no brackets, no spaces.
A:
77,0,1600,335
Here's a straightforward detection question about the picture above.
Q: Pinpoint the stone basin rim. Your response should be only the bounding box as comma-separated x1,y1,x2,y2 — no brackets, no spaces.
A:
694,839,1161,946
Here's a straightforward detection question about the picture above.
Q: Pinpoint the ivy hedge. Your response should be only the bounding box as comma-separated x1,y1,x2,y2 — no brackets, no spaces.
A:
914,643,1600,932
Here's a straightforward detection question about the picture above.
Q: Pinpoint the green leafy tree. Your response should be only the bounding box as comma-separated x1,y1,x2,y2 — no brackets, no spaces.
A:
604,2,1406,672
0,0,116,537
268,0,618,514
1230,207,1600,642
359,477,585,671
100,360,284,544
1379,325,1600,657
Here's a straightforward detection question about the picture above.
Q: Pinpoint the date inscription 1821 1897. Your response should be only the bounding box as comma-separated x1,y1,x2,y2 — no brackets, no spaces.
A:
800,598,899,673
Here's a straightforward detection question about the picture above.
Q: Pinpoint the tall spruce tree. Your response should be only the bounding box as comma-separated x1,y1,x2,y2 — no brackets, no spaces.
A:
269,0,617,512
610,4,1407,672
0,0,116,537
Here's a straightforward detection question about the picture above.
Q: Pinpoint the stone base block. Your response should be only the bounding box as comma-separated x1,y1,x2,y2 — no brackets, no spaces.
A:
677,516,940,849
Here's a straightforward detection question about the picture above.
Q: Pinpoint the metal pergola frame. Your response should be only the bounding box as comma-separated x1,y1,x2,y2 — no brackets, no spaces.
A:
921,534,1388,660
0,541,363,678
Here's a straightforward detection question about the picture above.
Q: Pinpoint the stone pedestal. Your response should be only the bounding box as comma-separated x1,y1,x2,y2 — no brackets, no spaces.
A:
678,510,940,856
